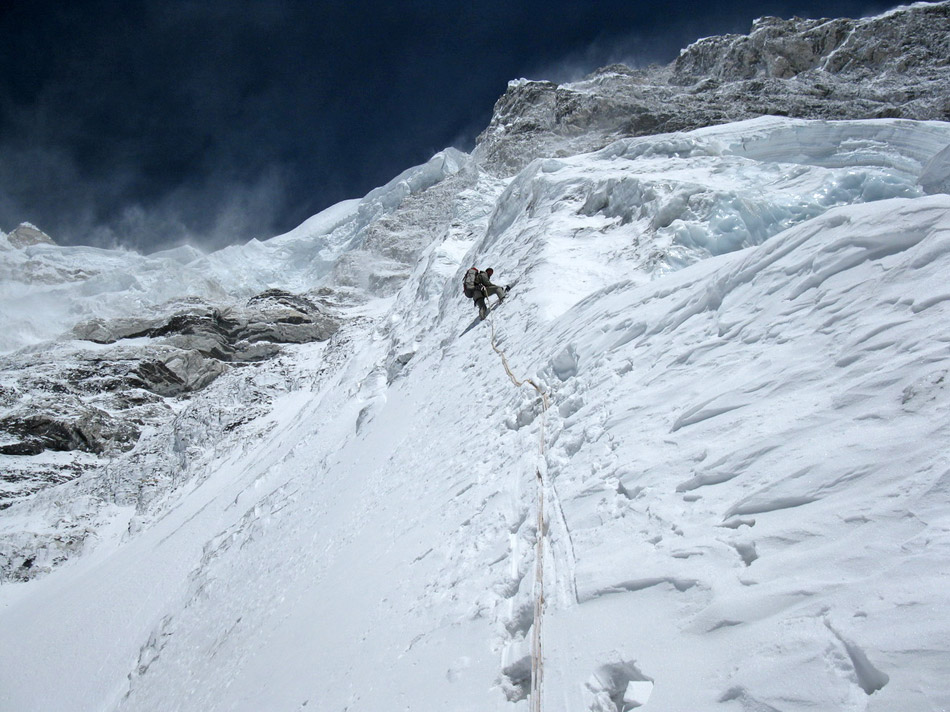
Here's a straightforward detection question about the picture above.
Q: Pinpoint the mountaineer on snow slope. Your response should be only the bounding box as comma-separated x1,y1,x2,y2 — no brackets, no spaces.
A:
463,267,507,320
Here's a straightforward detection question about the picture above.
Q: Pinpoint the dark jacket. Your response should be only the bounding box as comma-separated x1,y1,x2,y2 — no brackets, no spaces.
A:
474,271,499,294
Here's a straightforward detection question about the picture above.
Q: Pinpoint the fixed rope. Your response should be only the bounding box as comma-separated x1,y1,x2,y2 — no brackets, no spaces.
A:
487,310,548,712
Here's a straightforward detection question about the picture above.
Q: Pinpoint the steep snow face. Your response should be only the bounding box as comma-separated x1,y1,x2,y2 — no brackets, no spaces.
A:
2,116,949,712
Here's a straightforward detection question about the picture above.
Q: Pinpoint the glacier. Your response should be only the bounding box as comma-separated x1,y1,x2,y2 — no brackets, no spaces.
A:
1,113,948,712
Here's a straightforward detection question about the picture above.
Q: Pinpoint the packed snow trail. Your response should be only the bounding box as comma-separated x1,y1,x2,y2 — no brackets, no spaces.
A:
487,309,550,712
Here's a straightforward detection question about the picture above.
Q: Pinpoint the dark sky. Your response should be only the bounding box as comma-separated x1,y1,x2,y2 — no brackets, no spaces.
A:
0,0,899,254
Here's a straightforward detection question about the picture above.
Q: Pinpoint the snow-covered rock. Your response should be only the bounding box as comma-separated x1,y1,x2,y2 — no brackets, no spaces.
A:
4,223,56,248
474,1,950,175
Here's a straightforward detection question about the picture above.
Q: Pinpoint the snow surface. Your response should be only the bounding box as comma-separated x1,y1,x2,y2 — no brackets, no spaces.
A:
2,118,950,711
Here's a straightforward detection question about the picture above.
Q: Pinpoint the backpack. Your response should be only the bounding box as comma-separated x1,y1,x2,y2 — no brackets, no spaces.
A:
462,267,479,298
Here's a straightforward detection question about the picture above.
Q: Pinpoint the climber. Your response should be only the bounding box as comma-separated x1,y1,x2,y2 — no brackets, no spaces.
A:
463,266,507,320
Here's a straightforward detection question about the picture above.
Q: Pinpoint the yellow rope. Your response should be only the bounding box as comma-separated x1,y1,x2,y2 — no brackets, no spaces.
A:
487,309,548,712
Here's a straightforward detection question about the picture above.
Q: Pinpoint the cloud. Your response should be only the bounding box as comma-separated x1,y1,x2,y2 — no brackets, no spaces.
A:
525,32,671,85
0,126,292,254
82,165,290,254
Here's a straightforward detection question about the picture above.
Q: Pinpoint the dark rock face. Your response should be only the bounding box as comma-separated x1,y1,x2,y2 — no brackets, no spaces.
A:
0,410,138,456
474,2,950,176
0,353,177,508
75,289,338,360
242,289,339,344
0,288,339,511
671,17,853,82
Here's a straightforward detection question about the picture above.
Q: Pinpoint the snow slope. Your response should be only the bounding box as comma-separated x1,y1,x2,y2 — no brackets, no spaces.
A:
2,118,950,711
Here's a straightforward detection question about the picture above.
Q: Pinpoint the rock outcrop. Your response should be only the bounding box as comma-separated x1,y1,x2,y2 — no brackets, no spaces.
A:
74,289,339,361
0,288,339,512
474,1,950,175
5,223,56,248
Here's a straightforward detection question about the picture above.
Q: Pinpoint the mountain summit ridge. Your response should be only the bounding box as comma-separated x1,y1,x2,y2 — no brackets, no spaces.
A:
474,0,950,174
